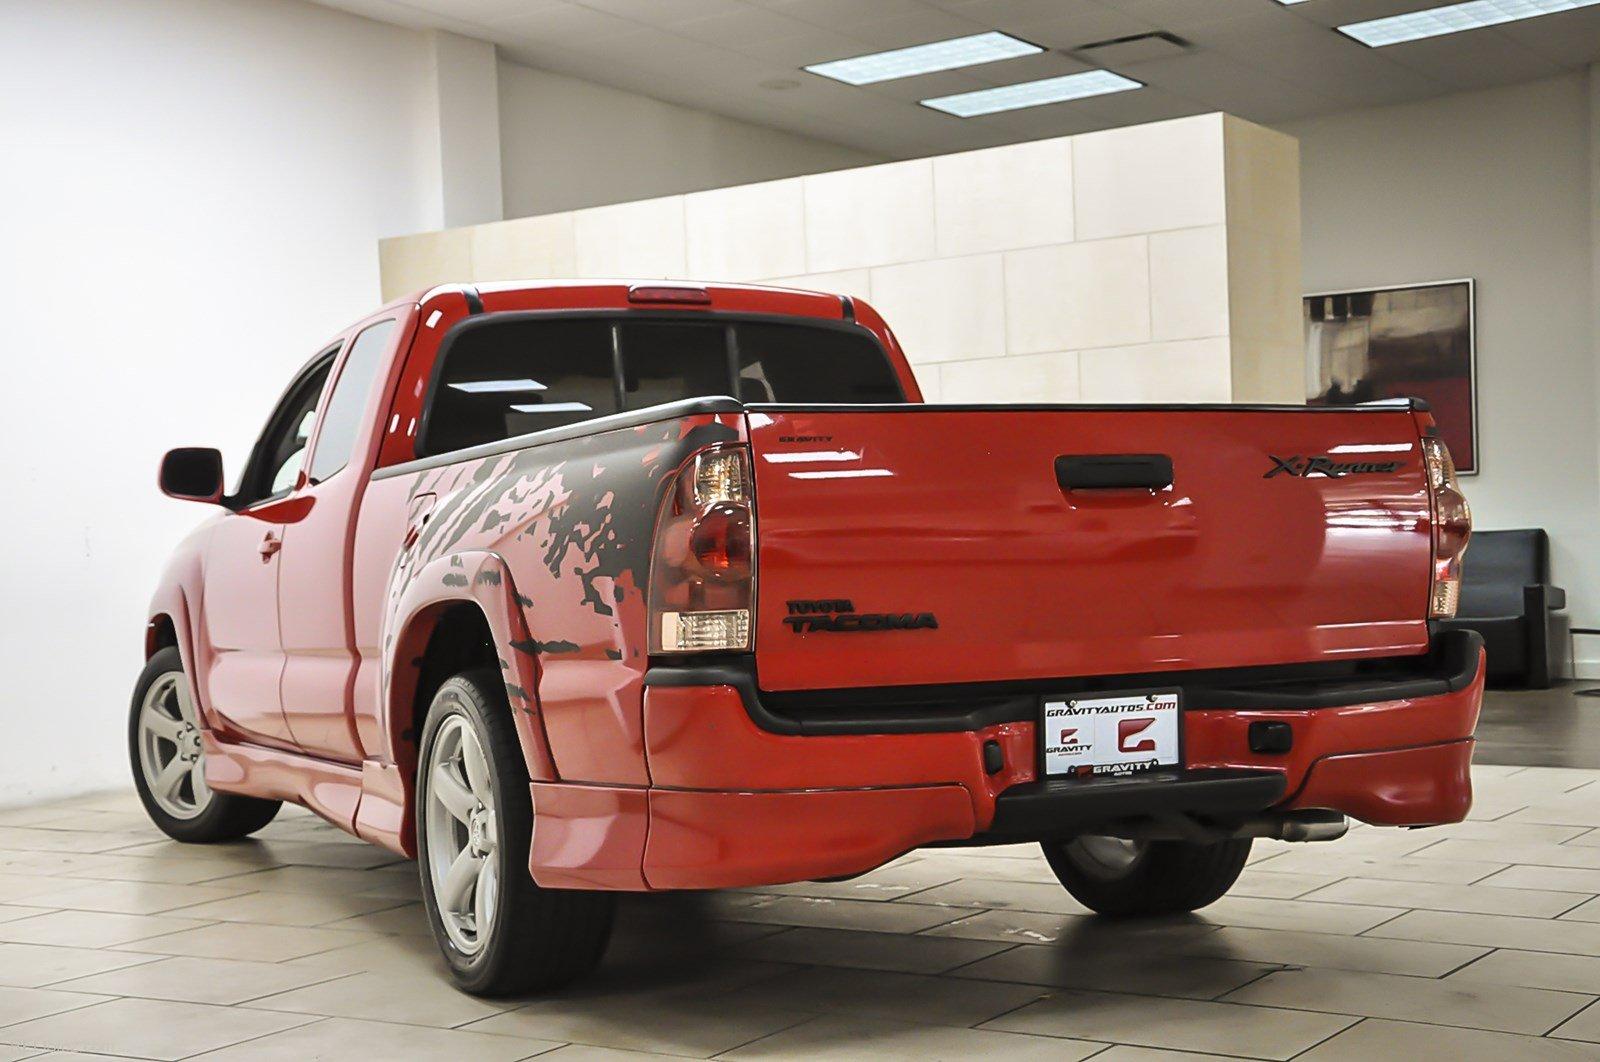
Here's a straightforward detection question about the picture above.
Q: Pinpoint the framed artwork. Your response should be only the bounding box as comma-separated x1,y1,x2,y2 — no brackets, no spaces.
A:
1303,279,1477,474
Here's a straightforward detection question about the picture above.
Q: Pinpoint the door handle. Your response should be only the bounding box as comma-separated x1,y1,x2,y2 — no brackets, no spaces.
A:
1056,454,1173,491
259,531,282,558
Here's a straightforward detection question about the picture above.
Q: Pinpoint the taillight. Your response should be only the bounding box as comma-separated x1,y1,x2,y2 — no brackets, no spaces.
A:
648,445,755,653
1422,436,1472,618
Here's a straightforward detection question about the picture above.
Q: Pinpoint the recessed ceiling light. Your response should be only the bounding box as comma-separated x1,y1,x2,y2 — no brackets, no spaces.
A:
805,31,1043,86
1339,0,1600,47
921,70,1142,117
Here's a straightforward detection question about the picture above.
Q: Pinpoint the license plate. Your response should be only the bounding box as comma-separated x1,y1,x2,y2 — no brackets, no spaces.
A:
1042,690,1182,778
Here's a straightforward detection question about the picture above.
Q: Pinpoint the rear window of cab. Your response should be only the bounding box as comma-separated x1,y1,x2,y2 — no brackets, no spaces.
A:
419,314,904,457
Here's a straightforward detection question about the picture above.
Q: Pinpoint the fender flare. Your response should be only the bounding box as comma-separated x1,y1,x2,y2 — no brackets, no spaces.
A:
383,549,559,782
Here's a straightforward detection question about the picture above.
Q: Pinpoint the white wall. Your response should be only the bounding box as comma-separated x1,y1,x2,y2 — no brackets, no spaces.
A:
497,61,880,218
1282,72,1600,671
0,0,446,805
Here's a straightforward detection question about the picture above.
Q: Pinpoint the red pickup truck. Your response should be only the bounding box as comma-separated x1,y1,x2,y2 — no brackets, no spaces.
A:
137,280,1480,996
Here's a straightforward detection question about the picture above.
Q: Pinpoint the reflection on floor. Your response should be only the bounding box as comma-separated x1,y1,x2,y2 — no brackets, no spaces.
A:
1478,682,1600,769
2,767,1600,1059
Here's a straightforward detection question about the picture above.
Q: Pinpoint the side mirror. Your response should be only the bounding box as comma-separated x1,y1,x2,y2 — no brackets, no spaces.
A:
159,447,225,504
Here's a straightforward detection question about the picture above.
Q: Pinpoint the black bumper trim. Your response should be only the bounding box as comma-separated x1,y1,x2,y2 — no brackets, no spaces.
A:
981,768,1289,841
643,630,1483,737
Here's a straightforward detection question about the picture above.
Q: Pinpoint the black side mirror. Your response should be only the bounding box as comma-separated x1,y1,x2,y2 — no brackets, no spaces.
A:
159,447,225,504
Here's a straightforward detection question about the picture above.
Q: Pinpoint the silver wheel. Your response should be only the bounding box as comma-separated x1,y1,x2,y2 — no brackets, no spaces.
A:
423,713,499,956
1066,835,1146,880
136,671,211,820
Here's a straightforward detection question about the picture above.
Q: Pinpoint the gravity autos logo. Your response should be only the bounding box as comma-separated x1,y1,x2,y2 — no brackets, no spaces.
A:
1265,454,1403,479
783,599,939,633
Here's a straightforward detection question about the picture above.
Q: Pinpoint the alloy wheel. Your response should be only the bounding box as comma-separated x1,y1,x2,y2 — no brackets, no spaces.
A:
136,671,211,819
423,714,500,956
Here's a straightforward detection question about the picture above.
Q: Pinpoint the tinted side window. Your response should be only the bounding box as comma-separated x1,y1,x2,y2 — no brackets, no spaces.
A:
424,320,619,456
232,355,334,507
308,319,395,483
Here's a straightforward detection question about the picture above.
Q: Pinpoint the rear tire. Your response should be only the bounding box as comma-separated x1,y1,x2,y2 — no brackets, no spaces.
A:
416,669,615,997
1042,834,1251,917
129,647,281,843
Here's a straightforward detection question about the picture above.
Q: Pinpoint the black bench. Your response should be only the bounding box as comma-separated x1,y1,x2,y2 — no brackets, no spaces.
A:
1434,528,1567,688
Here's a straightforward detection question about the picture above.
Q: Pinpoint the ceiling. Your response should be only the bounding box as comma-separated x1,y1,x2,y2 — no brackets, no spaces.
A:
318,0,1600,158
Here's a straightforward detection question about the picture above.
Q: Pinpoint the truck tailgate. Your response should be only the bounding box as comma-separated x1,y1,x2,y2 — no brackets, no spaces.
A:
747,405,1433,692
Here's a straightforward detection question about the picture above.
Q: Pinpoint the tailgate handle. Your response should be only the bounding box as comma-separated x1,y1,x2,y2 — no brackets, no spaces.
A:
1056,454,1173,491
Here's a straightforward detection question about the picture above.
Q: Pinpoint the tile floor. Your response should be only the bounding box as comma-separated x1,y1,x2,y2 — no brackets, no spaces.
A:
6,764,1600,1058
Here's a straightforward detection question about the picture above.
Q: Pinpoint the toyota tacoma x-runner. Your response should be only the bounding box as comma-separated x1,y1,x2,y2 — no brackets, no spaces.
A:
135,279,1481,995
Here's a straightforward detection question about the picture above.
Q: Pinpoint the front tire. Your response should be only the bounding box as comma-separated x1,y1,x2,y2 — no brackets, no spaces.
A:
1042,834,1251,917
416,669,615,997
129,647,280,843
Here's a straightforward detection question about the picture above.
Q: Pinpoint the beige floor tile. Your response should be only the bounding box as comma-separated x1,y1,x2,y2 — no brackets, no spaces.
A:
277,932,452,978
1088,1048,1256,1061
0,997,312,1060
245,969,520,1028
0,828,139,856
0,1047,50,1061
321,902,429,935
708,894,964,934
1299,877,1590,917
0,985,109,1026
1230,869,1342,899
534,1046,702,1061
982,991,1358,1059
116,839,400,872
900,878,1090,915
721,1014,1099,1060
1412,838,1600,869
729,927,1011,974
1194,895,1405,935
1176,925,1488,977
1366,909,1600,955
896,852,1061,885
0,907,51,924
0,910,212,949
1555,895,1600,922
0,874,76,905
185,1015,555,1061
1426,819,1590,843
1248,848,1506,884
200,865,419,898
43,880,252,916
949,944,1275,998
1449,949,1600,993
53,955,345,1006
734,862,958,903
1298,1016,1596,1060
1553,999,1600,1042
170,890,409,927
920,908,1219,949
721,966,1048,1027
1223,966,1591,1034
464,994,811,1056
0,942,158,988
110,921,374,962
1508,806,1600,829
10,851,246,886
1478,864,1600,892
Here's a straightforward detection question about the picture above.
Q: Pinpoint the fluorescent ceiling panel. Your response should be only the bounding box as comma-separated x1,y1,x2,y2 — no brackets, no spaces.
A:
1340,0,1600,46
922,70,1142,117
805,31,1042,86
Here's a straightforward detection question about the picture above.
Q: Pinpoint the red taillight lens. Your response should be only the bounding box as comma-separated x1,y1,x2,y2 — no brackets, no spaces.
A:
1422,436,1472,619
689,502,752,576
648,445,755,653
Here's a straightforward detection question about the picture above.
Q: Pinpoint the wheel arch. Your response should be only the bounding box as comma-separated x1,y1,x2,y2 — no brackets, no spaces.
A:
384,550,559,787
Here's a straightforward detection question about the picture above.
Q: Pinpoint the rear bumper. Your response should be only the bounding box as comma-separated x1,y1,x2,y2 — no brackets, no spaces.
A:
545,631,1484,890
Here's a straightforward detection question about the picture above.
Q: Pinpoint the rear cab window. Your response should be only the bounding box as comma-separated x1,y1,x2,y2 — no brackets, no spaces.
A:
420,315,903,457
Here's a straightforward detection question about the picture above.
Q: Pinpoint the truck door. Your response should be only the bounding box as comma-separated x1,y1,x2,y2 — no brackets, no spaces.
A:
277,318,400,763
199,354,334,747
